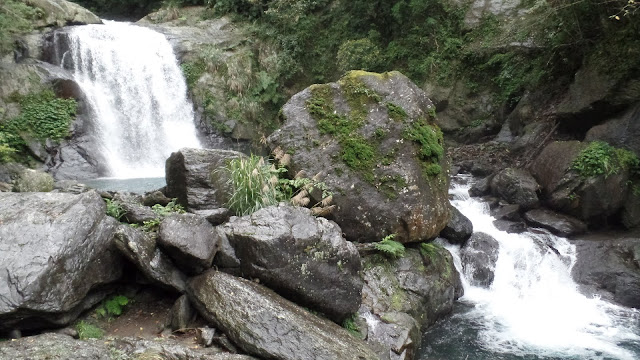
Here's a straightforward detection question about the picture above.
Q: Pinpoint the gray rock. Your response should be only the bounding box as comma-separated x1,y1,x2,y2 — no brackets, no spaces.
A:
221,204,362,322
490,168,540,210
491,203,521,221
621,194,640,229
493,219,527,233
27,0,102,28
363,311,420,360
0,333,256,360
586,103,640,157
191,208,231,225
524,208,587,237
440,205,473,245
165,148,245,210
461,232,500,287
113,192,157,224
197,327,216,347
12,169,54,192
187,270,379,360
469,175,493,197
158,213,219,275
168,295,194,331
0,191,122,331
114,225,187,293
142,190,172,207
572,236,640,308
268,71,450,243
0,163,26,183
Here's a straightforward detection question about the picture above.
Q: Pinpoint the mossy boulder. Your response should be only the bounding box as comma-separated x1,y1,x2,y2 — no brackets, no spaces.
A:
26,0,102,28
269,70,450,243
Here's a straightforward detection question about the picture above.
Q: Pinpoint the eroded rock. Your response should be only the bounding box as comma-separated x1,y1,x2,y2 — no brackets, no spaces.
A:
461,232,500,287
490,168,540,210
524,208,587,237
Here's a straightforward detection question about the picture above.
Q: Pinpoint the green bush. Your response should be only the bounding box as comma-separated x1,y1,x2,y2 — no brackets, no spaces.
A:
337,38,382,72
374,234,405,259
223,155,281,215
571,141,640,178
75,320,104,339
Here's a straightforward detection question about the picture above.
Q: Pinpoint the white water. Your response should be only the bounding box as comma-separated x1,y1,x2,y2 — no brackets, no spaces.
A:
55,21,201,178
444,176,640,359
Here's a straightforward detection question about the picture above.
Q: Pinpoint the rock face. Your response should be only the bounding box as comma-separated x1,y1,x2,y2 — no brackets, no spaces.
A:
461,232,500,287
114,225,187,293
269,71,450,243
490,168,540,209
0,333,256,360
187,270,379,360
440,205,473,245
220,204,362,322
165,148,244,210
0,191,122,330
530,141,635,225
523,209,587,237
360,247,462,359
158,213,220,275
572,236,640,308
27,0,102,28
586,103,640,156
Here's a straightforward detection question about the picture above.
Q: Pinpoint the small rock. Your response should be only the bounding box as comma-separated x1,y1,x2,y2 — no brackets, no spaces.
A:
190,208,231,226
490,168,540,210
461,232,500,287
493,219,527,233
469,176,492,197
53,327,78,338
440,205,473,245
197,327,216,347
524,208,587,237
8,329,21,339
168,295,194,331
491,204,521,221
142,190,172,207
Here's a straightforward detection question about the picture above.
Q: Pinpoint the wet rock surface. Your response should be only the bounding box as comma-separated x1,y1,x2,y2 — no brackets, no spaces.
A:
524,208,587,237
490,168,540,210
269,71,450,243
440,205,473,245
0,191,122,331
158,213,219,275
220,204,362,322
461,232,500,287
187,270,379,360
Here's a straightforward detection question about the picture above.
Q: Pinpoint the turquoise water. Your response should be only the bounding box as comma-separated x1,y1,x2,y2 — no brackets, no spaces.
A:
80,177,165,193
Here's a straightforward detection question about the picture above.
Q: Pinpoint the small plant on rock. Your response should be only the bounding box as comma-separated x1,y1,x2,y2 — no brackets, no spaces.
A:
75,320,104,340
95,295,130,319
105,199,127,221
151,199,185,216
342,314,362,338
375,234,405,259
224,155,281,216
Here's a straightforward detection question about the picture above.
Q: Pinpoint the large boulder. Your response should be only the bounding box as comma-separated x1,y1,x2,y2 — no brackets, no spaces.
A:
461,232,500,287
490,168,540,209
165,148,244,210
0,191,122,331
440,205,473,245
572,236,640,308
268,70,450,243
523,208,587,237
158,213,220,275
26,0,102,28
114,225,187,293
586,103,640,157
530,141,634,225
0,333,256,360
187,270,379,360
219,204,362,322
359,246,462,359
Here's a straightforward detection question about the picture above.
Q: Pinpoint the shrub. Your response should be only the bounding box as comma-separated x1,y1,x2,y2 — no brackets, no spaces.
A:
75,320,104,339
374,234,405,258
223,155,281,216
571,141,640,178
337,38,382,72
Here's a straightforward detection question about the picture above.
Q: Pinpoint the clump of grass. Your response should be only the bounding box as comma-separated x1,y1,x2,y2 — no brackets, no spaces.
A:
224,155,281,216
374,234,405,259
571,141,640,178
75,320,104,340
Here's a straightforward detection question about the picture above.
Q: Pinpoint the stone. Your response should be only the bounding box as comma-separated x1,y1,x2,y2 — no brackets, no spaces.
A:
113,192,157,224
190,207,231,225
12,169,54,192
0,333,256,360
142,190,172,207
469,175,492,197
165,148,245,210
461,232,500,287
572,236,640,308
523,208,587,237
440,205,473,245
114,225,187,293
158,213,220,275
26,0,102,28
490,168,540,210
168,295,194,331
360,247,462,358
493,219,527,233
586,103,640,157
220,204,362,322
0,191,122,331
187,270,379,360
198,327,216,347
268,71,450,243
490,203,521,221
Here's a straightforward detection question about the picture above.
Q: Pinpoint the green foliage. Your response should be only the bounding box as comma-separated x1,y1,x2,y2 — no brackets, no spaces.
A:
420,242,441,260
75,320,104,339
341,136,375,172
375,234,405,259
571,141,640,178
386,103,407,122
342,314,361,337
105,199,127,221
141,218,161,232
97,295,129,317
337,38,382,72
223,155,281,216
403,119,444,177
0,0,41,55
151,199,186,216
181,61,207,90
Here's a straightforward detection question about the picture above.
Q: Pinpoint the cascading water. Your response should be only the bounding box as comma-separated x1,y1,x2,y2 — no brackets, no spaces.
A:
54,21,201,178
419,176,640,360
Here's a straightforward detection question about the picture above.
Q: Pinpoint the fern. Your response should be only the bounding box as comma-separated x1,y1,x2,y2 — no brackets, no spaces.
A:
374,234,405,258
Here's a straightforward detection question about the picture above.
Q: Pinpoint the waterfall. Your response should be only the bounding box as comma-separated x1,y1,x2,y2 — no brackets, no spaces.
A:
54,21,201,178
421,175,640,360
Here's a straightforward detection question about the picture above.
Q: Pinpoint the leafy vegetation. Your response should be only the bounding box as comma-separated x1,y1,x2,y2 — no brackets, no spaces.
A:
374,234,405,259
95,295,130,318
571,141,640,178
0,0,41,55
105,199,127,221
75,320,104,339
223,155,281,216
151,199,186,216
342,314,362,337
403,118,444,177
